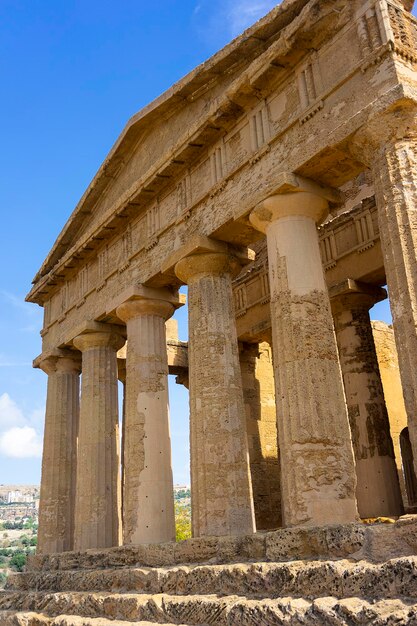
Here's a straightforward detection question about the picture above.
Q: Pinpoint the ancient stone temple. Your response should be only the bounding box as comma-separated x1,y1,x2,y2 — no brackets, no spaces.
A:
3,0,417,623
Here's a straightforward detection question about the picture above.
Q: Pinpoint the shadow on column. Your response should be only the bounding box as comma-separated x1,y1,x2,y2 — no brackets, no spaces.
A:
400,428,417,510
240,341,282,530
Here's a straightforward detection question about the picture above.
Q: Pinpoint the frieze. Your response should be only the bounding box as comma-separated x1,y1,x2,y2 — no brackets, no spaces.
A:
297,52,324,124
249,103,270,152
210,143,225,186
33,0,414,348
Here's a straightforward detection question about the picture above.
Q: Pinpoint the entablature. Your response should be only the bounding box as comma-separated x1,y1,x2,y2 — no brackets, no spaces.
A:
30,0,417,353
27,0,361,304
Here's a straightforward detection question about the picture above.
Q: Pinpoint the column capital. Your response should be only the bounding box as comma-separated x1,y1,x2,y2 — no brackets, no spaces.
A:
249,173,340,233
175,251,241,284
330,279,387,316
162,234,254,281
34,349,81,375
116,298,175,323
175,371,189,389
349,101,417,166
73,330,125,353
108,284,185,322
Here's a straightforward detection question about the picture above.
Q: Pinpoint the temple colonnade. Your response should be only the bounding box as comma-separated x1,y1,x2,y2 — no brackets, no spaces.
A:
35,154,417,553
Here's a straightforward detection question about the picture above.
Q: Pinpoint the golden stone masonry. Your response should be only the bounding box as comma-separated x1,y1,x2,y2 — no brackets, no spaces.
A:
3,0,417,623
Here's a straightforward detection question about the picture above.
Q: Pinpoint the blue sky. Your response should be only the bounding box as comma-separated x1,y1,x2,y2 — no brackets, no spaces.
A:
0,1,409,485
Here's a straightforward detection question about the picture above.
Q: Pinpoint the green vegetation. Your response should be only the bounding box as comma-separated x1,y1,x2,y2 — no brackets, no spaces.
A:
9,552,27,572
174,488,191,500
174,487,192,541
0,516,38,588
0,518,38,532
175,502,192,542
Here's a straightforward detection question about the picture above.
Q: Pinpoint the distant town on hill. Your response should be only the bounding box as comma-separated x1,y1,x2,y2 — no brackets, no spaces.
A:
0,485,39,588
0,484,191,587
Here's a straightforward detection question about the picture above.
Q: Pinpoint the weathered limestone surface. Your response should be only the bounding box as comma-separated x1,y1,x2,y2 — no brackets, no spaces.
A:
17,517,417,571
352,108,417,477
2,598,417,626
36,352,81,555
374,133,417,477
3,520,417,626
372,321,410,507
24,0,417,601
175,251,255,538
239,342,281,530
250,187,358,527
27,0,417,348
116,292,177,545
72,330,124,551
331,281,403,518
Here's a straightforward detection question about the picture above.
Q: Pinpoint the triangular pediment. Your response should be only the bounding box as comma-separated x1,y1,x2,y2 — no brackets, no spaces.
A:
30,0,316,287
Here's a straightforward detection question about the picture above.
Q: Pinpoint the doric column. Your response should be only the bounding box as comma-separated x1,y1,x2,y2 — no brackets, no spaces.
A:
117,350,127,528
239,342,281,530
372,321,410,507
35,350,80,554
351,107,417,476
116,290,179,545
72,328,124,551
175,250,256,537
330,280,403,518
250,176,358,527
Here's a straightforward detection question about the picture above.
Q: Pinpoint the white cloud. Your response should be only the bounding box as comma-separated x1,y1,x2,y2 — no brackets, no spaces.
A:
0,426,42,459
227,0,279,36
0,393,44,459
193,0,279,42
0,393,25,429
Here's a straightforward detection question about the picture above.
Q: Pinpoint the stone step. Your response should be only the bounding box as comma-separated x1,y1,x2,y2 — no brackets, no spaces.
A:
0,614,187,626
26,516,417,572
0,593,416,625
7,557,417,602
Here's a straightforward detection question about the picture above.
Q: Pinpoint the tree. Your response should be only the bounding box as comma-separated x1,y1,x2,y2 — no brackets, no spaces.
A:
175,502,191,542
10,553,26,572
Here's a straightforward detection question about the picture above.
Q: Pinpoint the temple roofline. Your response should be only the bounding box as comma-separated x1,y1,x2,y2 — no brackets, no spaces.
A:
31,0,308,287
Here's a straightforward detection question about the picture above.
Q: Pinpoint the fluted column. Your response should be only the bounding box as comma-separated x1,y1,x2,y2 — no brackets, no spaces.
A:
116,295,176,544
175,252,256,537
250,184,358,527
73,329,124,551
239,342,281,530
36,350,80,554
351,108,417,476
117,354,127,528
331,280,403,518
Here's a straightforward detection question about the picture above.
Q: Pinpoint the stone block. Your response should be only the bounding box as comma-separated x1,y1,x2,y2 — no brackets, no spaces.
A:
173,536,219,565
322,523,366,558
265,526,328,561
